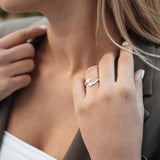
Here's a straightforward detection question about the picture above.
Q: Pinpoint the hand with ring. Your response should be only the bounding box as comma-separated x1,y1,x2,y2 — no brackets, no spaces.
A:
72,41,145,160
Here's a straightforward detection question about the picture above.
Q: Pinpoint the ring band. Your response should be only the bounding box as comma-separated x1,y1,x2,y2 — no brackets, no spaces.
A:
85,78,100,87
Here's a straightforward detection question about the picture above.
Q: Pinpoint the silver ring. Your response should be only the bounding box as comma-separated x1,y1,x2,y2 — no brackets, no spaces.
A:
84,78,100,87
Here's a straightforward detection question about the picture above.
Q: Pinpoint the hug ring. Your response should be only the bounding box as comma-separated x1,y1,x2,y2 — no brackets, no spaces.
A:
84,78,100,87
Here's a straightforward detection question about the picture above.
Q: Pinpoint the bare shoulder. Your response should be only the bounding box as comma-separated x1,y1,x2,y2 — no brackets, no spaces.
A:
0,16,48,38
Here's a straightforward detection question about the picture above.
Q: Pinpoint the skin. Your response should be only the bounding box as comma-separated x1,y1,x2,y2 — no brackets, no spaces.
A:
0,0,144,160
0,27,47,101
73,44,144,160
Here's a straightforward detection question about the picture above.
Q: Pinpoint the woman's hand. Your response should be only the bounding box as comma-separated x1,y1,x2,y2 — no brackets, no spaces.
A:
72,42,145,160
0,26,46,101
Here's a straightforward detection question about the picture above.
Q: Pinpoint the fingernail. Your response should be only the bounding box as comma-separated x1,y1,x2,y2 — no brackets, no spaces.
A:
40,25,47,29
122,41,132,52
141,70,145,80
122,41,129,46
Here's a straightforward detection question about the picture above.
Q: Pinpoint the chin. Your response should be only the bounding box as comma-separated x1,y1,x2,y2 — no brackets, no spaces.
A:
0,0,36,13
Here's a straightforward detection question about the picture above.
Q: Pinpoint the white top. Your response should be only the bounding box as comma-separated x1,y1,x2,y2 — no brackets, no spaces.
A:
0,131,57,160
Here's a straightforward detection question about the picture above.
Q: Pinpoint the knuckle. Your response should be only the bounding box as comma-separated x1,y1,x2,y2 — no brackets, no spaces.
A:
86,65,98,75
99,52,115,65
116,85,133,98
86,98,96,108
18,30,28,40
97,90,112,102
120,54,133,64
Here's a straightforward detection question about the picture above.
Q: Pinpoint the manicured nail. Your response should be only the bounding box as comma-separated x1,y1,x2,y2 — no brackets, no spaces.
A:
122,41,132,52
141,70,145,80
40,25,47,29
122,41,129,46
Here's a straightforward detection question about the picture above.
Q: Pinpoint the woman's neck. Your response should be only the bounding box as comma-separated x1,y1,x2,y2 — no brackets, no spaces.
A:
40,0,122,76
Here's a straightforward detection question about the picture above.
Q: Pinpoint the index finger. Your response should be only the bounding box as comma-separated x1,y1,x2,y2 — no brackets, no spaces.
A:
0,25,47,49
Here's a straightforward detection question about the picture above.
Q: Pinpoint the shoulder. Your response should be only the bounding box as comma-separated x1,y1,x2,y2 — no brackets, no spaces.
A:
0,16,48,37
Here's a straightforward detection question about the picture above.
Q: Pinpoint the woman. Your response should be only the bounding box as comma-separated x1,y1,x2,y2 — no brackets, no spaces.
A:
0,0,159,160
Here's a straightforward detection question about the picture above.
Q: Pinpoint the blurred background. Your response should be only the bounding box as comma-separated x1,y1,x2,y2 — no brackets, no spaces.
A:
0,8,42,22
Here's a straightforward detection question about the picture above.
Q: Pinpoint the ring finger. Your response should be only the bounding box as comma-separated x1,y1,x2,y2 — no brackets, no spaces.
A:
6,59,35,77
85,65,99,97
6,43,35,63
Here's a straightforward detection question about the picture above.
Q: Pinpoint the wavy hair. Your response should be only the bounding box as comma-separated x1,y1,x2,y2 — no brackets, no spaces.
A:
96,0,160,71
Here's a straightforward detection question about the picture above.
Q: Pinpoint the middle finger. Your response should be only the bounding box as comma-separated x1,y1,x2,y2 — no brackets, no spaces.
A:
6,59,35,77
6,43,35,63
99,52,116,89
117,42,134,84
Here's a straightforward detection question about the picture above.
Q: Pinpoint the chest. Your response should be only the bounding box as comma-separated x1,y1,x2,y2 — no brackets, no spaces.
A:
5,74,79,160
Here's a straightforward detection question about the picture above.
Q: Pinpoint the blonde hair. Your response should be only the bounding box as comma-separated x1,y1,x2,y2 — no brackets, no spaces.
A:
96,0,160,71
